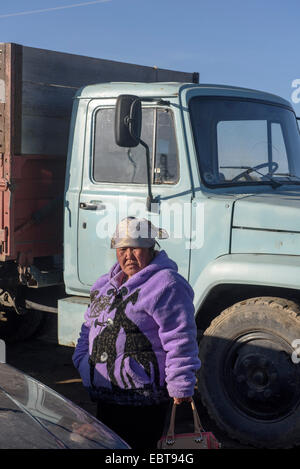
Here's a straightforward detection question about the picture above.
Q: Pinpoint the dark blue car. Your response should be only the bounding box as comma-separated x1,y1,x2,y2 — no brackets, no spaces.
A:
0,340,130,449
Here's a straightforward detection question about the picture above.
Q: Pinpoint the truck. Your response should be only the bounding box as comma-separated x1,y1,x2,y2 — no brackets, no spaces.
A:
1,42,300,449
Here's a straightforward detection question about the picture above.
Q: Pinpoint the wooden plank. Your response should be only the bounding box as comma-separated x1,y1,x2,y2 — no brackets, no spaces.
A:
12,44,23,155
0,44,5,101
22,81,75,118
21,115,70,155
0,44,6,257
0,103,5,152
21,81,74,155
18,44,197,156
21,45,195,88
1,43,12,259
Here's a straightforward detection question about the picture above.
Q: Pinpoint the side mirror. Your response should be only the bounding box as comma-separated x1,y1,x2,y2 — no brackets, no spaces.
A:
115,94,142,147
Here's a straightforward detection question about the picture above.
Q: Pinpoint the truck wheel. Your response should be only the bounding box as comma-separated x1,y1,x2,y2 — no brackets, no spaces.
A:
198,297,300,448
0,307,45,343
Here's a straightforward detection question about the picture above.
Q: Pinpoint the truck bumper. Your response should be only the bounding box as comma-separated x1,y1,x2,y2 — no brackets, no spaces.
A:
58,296,89,347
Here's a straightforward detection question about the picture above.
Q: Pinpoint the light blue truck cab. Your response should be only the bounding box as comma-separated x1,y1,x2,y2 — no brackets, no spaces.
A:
60,82,300,448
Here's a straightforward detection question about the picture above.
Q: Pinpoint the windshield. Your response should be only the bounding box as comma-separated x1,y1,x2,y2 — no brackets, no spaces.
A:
189,97,300,187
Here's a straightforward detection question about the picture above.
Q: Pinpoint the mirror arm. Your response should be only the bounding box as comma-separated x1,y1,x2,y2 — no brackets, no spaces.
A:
126,97,158,213
139,139,155,212
128,125,156,212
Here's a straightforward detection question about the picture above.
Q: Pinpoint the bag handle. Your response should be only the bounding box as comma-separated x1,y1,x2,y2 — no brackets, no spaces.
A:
166,398,204,443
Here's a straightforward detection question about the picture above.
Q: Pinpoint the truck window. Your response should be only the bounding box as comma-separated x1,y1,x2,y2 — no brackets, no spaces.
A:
154,109,179,184
93,107,178,185
271,123,289,173
189,97,300,187
217,120,268,181
217,120,289,181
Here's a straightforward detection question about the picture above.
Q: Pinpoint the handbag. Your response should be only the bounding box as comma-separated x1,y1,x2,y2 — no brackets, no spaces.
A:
157,399,221,449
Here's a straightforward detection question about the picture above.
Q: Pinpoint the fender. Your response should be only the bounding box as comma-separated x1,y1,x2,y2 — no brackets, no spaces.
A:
192,253,300,313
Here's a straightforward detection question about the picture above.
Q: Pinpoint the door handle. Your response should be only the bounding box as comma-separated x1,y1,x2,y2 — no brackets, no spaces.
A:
79,201,106,211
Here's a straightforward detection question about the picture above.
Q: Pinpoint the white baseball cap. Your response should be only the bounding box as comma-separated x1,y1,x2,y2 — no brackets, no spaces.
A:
111,217,169,249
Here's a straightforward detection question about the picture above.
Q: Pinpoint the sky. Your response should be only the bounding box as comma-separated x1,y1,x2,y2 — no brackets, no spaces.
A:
0,0,300,112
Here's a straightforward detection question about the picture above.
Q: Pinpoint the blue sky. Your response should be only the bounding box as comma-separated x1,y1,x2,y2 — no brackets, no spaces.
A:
1,0,300,111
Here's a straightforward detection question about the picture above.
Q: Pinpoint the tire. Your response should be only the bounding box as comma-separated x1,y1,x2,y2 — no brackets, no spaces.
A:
198,296,300,448
0,307,45,343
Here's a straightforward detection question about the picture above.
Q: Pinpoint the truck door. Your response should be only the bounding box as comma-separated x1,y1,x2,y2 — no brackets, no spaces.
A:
77,98,192,287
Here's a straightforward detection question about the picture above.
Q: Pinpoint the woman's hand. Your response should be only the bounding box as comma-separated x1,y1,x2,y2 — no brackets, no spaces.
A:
173,397,192,405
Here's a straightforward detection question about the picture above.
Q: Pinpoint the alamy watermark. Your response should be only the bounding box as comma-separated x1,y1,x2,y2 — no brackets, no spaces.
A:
291,79,300,104
95,196,205,249
291,339,300,364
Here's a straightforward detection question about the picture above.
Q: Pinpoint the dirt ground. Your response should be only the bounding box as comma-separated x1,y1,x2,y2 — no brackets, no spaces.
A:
4,312,249,450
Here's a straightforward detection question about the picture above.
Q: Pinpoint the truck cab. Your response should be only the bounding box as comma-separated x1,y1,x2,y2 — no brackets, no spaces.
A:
61,82,300,448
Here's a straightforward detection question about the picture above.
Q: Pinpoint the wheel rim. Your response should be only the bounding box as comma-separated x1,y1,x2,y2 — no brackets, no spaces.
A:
223,331,300,420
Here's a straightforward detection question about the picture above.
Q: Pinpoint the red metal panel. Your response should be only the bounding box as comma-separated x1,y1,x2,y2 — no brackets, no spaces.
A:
11,155,65,265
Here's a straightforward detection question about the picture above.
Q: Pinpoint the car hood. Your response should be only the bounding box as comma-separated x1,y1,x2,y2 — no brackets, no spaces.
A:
232,193,300,231
0,363,130,449
231,193,300,255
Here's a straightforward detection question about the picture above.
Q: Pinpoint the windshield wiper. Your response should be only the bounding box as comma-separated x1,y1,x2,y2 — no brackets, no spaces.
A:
220,165,282,188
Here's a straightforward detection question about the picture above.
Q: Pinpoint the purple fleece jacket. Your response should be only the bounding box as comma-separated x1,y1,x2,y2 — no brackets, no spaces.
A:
72,250,201,404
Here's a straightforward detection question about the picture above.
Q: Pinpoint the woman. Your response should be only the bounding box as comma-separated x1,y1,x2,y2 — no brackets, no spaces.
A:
72,217,201,449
